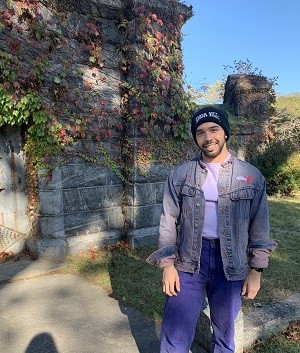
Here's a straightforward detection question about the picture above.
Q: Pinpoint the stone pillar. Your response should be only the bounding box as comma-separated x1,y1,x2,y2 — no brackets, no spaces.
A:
117,0,192,247
223,74,272,120
223,74,273,161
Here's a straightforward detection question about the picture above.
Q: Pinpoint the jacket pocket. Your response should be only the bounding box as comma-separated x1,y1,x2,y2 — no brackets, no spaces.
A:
179,185,196,215
229,187,255,223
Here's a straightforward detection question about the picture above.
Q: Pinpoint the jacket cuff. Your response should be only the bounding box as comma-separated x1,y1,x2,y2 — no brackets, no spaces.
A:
158,257,176,268
146,246,177,266
248,239,279,268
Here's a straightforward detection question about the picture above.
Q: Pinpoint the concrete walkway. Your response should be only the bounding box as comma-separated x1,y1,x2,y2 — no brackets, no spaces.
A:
0,258,162,353
0,258,299,353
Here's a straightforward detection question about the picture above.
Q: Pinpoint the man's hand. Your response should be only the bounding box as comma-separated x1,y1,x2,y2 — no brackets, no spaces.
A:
242,269,261,299
162,265,180,296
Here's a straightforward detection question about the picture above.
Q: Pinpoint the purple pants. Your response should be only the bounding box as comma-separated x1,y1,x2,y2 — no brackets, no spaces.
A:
160,238,243,353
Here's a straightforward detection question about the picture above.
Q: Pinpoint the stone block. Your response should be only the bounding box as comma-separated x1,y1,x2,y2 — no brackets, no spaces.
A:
132,182,165,206
127,226,159,248
243,292,300,348
108,207,124,229
61,164,108,188
133,164,170,183
102,44,120,68
26,237,67,262
38,216,65,238
66,230,122,256
38,168,62,190
133,183,157,206
105,185,124,207
38,190,63,215
132,204,162,229
156,182,165,203
62,185,123,213
63,210,108,237
224,74,272,120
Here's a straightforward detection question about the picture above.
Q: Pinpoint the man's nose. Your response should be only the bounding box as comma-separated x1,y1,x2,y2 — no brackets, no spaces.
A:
204,131,213,141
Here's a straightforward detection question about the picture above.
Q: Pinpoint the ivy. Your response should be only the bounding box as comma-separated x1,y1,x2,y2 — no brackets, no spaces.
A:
0,0,194,182
0,25,64,169
0,84,61,167
119,6,194,142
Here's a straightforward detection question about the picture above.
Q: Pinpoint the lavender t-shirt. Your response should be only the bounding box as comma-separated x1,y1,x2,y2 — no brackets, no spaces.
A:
201,162,221,238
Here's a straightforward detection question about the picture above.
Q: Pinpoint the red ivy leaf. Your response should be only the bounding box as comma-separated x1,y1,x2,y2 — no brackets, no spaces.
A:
140,127,148,135
106,129,113,139
150,13,157,21
60,129,66,138
155,31,164,41
3,82,11,89
115,123,124,131
178,14,185,23
132,107,140,115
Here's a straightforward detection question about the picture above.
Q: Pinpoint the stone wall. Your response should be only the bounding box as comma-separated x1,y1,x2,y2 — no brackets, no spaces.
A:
0,0,192,258
27,145,124,259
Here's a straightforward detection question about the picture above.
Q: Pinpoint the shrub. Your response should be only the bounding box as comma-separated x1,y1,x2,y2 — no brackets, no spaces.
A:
247,93,300,196
247,135,299,197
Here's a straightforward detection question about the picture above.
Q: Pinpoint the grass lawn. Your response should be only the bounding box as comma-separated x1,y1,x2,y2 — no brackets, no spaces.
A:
65,196,300,351
242,196,300,312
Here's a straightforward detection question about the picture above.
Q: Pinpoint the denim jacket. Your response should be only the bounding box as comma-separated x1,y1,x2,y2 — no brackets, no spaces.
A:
147,155,278,281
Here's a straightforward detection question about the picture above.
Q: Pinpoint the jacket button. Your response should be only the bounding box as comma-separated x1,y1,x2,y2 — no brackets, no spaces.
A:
193,245,196,249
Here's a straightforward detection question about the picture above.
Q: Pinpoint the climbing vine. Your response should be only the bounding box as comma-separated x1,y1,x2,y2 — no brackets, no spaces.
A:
120,5,194,140
0,51,62,166
0,0,194,196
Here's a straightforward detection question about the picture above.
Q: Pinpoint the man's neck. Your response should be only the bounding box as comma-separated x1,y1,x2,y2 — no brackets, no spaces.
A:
202,149,230,164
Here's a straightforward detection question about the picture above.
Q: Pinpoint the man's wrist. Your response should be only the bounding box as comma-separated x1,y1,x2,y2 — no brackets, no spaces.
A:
251,267,263,273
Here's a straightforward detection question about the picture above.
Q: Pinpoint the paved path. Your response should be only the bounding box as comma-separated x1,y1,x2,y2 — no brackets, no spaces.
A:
0,258,299,353
0,259,162,353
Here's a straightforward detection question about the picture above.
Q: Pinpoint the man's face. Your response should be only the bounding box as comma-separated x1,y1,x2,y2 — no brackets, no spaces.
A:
195,122,227,162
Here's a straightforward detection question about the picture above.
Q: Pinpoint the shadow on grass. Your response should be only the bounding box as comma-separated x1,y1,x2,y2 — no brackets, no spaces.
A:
108,246,162,352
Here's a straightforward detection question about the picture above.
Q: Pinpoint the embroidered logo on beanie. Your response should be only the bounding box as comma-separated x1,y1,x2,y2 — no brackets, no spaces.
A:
191,106,230,145
195,111,221,124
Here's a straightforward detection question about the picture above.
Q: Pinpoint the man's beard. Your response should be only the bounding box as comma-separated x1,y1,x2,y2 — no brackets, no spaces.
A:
200,139,226,159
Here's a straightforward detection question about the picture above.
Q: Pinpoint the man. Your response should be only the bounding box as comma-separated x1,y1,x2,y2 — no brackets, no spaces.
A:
147,106,278,353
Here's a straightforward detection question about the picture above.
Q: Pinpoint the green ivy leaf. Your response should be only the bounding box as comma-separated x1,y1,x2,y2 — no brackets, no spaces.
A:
53,76,61,84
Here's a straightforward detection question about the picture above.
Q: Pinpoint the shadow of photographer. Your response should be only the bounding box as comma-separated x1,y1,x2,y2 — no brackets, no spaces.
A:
25,332,59,353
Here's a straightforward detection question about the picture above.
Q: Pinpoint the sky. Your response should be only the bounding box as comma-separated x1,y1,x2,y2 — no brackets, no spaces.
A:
181,0,300,96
